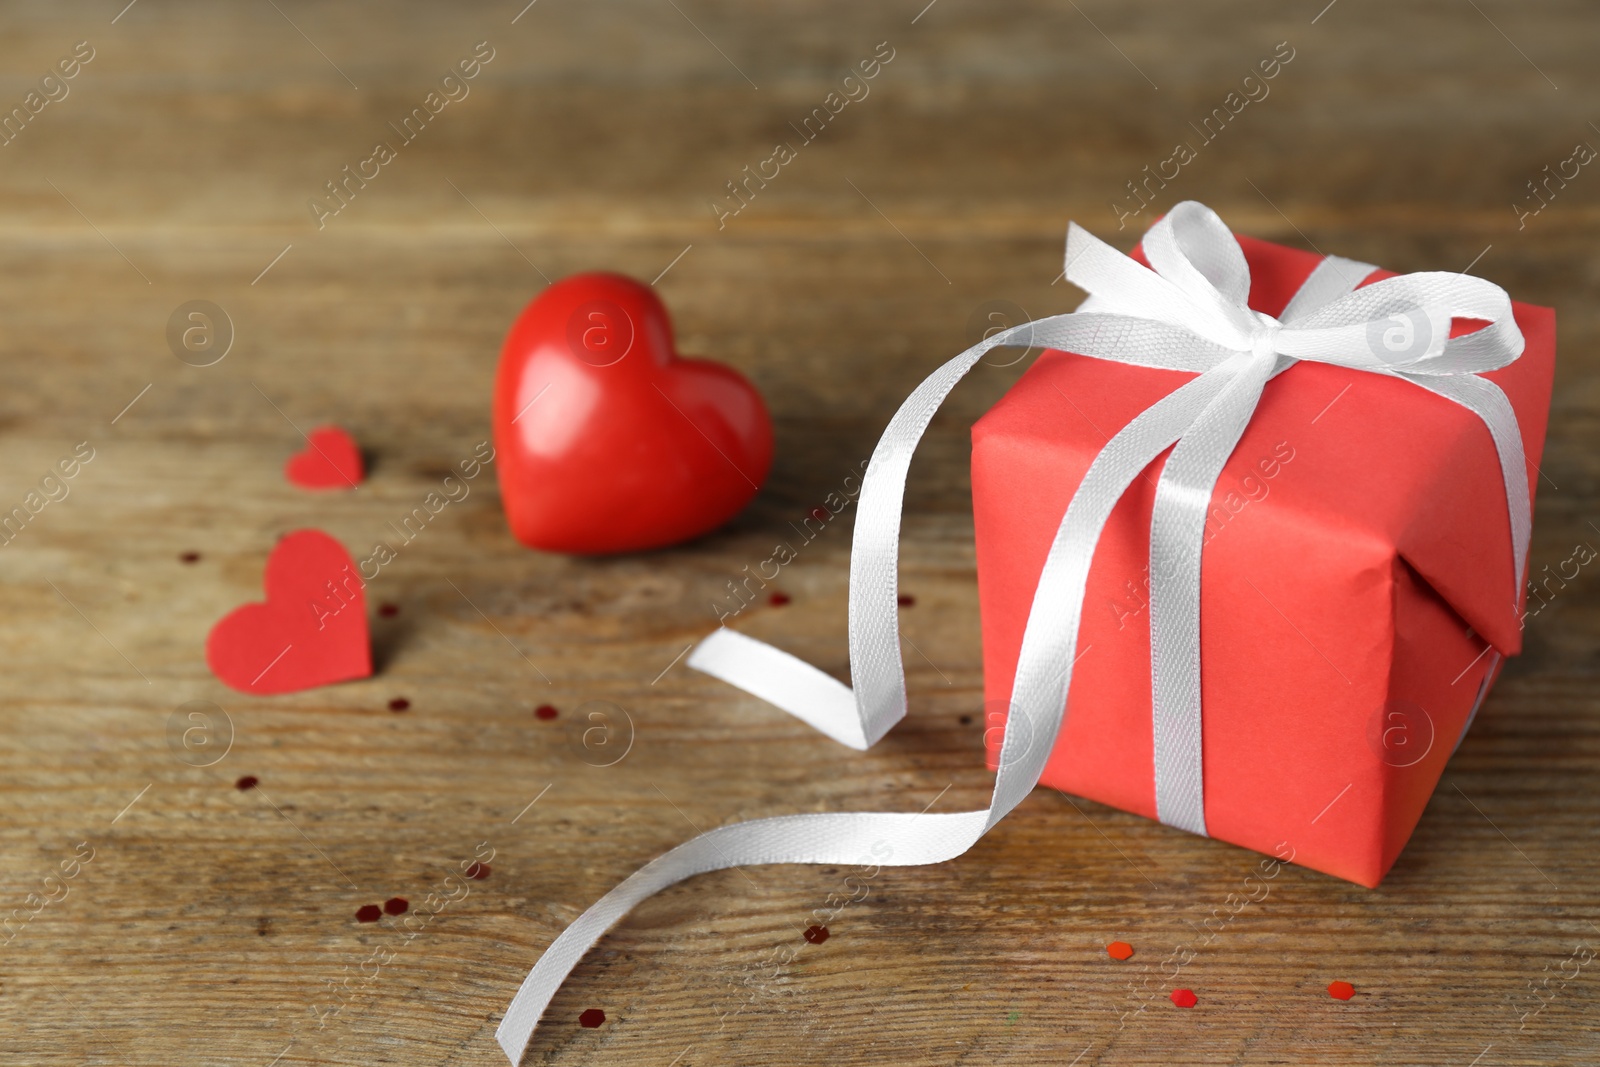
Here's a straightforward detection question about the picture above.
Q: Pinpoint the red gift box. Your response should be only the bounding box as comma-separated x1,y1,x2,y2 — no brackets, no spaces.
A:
972,233,1555,887
496,209,1550,1059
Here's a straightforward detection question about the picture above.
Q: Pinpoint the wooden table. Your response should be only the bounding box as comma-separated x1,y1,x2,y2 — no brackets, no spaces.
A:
1,2,1596,1064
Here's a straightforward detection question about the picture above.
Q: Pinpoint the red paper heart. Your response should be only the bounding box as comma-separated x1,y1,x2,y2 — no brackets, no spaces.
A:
285,426,364,490
492,273,773,554
206,529,372,694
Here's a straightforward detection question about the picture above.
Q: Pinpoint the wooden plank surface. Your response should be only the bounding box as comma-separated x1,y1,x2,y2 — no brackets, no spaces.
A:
1,1,1597,1064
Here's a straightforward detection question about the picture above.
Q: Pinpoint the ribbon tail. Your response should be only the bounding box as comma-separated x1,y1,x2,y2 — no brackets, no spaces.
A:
496,807,991,1063
686,312,1214,751
680,329,1006,752
495,361,1233,1066
688,628,867,750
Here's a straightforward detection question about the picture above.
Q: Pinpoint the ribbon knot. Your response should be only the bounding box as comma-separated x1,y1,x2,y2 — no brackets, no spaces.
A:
1250,313,1283,364
496,201,1532,1063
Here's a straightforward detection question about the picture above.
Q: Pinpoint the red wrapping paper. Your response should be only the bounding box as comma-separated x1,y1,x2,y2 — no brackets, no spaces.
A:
972,233,1555,887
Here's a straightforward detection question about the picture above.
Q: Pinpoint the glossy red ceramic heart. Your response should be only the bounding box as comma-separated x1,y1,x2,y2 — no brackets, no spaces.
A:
492,272,773,554
206,529,372,694
285,425,364,490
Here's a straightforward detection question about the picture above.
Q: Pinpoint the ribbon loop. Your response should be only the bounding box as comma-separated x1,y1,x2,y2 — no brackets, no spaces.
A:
1143,202,1257,341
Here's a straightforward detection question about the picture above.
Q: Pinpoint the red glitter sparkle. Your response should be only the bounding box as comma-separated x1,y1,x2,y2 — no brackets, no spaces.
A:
465,862,491,880
355,905,382,923
1107,941,1134,961
578,1008,606,1028
388,697,410,712
384,897,409,916
810,506,831,522
179,551,201,564
535,704,558,721
1328,981,1355,1000
769,591,792,606
235,775,258,791
803,925,829,944
378,603,399,617
897,593,915,607
1170,989,1197,1008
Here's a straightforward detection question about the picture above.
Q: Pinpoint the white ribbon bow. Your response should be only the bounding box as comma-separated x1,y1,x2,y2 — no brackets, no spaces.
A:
498,201,1529,1062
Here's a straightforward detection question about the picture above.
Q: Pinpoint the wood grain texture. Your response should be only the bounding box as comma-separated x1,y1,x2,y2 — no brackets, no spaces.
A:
0,1,1597,1064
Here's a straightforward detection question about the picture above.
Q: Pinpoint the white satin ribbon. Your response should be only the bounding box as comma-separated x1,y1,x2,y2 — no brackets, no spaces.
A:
497,201,1528,1062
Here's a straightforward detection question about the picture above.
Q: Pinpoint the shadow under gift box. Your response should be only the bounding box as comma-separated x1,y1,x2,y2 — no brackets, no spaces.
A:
973,234,1555,888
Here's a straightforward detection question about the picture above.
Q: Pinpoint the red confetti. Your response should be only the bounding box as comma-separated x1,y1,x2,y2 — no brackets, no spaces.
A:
235,775,258,791
803,925,829,944
465,862,491,880
355,904,382,923
378,602,399,618
383,897,409,916
388,697,410,712
897,593,916,607
578,1008,606,1028
535,704,558,721
1328,981,1355,1001
769,591,792,607
1107,940,1134,961
1170,989,1197,1008
180,551,201,564
810,506,831,522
